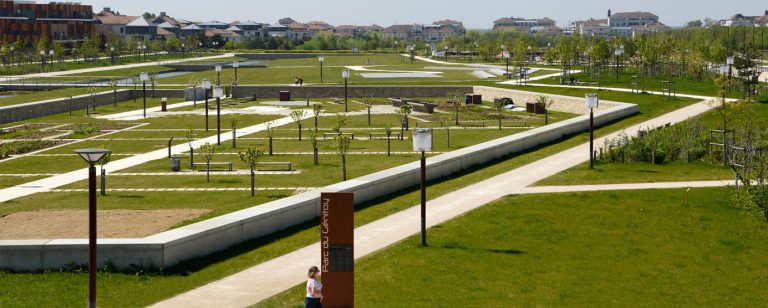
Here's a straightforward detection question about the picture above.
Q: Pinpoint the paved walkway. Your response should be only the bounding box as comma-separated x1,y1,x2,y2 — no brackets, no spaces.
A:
52,187,317,193
151,97,721,307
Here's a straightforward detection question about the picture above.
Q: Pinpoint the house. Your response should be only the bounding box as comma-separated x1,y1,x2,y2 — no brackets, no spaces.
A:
286,22,312,40
205,29,242,43
334,25,360,37
151,12,182,28
229,21,265,40
180,24,204,38
570,18,610,36
0,0,95,43
383,24,420,40
630,23,672,36
422,23,463,42
125,17,157,41
607,10,659,27
197,21,229,30
720,11,768,27
157,22,181,37
95,8,138,39
493,17,556,32
307,21,334,35
265,24,288,38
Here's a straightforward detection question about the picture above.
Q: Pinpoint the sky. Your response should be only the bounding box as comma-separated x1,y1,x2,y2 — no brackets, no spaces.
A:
84,0,766,29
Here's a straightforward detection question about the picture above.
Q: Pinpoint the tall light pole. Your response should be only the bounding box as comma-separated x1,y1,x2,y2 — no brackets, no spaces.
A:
202,79,211,131
342,69,350,112
586,94,599,169
444,46,449,62
501,45,510,79
140,72,149,118
412,128,432,247
213,86,223,145
110,47,115,65
719,64,730,165
614,45,624,81
215,64,222,86
319,56,325,83
74,148,112,308
726,56,734,93
39,50,45,72
49,49,54,70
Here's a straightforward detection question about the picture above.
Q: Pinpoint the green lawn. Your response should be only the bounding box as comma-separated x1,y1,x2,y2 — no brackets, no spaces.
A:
0,88,93,107
260,187,768,307
535,161,735,186
0,52,212,76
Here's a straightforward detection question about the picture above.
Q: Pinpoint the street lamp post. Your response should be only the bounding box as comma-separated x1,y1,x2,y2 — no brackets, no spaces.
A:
318,56,324,83
233,61,239,84
615,45,624,81
501,45,509,79
39,50,45,72
342,69,350,112
412,128,432,247
719,64,730,164
73,148,112,308
726,56,734,93
215,64,222,86
203,79,211,131
586,94,599,169
140,72,149,118
444,46,449,62
213,86,223,145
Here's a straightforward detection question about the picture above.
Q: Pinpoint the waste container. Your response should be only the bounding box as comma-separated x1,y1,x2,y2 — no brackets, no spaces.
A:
161,97,168,111
170,155,181,172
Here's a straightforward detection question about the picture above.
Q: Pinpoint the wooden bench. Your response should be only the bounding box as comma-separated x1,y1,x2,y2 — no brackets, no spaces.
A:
193,162,233,171
459,120,486,128
256,162,292,171
369,132,402,140
323,132,355,140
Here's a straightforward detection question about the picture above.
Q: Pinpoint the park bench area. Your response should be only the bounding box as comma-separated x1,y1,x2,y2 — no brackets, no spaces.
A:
193,162,233,171
323,132,355,139
255,161,292,171
369,132,402,140
389,98,437,114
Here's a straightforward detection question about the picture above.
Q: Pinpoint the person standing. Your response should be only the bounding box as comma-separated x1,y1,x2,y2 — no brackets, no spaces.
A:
305,266,323,308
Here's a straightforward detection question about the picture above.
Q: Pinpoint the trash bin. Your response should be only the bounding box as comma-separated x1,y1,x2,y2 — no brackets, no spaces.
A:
170,155,181,172
161,97,168,112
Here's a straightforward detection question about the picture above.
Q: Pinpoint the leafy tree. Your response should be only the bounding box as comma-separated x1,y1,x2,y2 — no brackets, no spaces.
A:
494,100,506,130
97,148,111,196
384,125,393,157
198,142,216,182
290,110,307,141
184,126,197,168
448,92,464,125
312,103,323,129
362,96,373,126
332,114,347,135
439,114,452,148
334,135,352,181
238,146,264,197
308,128,320,165
230,111,239,148
536,96,555,125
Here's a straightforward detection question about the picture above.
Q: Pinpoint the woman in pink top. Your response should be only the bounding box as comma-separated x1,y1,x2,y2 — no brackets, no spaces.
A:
305,266,323,308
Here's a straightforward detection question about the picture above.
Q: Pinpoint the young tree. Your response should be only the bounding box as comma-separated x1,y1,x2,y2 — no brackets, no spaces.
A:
312,103,323,129
290,110,307,141
87,87,99,114
439,114,452,148
308,128,320,165
384,125,393,157
332,114,348,136
494,99,506,130
184,126,196,168
536,96,555,125
448,92,464,126
362,96,373,126
108,79,119,107
266,121,275,156
238,146,264,197
149,73,158,98
97,149,111,196
131,76,140,102
198,142,216,182
334,135,352,181
188,78,200,107
230,110,239,148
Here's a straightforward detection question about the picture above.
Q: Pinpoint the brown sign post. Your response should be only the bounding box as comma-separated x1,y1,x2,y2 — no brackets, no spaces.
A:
320,193,355,307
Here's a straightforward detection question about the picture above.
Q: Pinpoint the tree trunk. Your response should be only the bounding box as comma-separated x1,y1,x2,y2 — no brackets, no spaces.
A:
400,126,404,141
498,113,502,130
367,108,371,126
545,109,549,125
250,168,255,197
269,137,273,156
342,155,347,181
206,162,210,182
298,124,302,141
100,168,106,196
446,129,450,148
313,147,318,165
113,90,117,107
315,116,318,129
232,129,237,148
189,147,194,169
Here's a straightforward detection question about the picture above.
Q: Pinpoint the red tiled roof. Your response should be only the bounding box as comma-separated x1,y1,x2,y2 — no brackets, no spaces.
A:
96,15,138,25
286,22,308,30
156,27,176,36
611,11,658,18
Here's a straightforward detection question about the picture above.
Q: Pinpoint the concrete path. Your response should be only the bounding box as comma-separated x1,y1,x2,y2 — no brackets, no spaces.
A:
0,114,298,203
150,97,721,307
519,82,717,101
521,180,733,195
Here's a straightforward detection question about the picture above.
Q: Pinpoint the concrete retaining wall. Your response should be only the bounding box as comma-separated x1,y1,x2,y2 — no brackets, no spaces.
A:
232,86,473,100
0,91,637,272
472,86,617,115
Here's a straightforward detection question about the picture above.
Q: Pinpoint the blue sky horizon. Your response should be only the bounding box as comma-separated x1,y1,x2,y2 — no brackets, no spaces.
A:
85,0,766,29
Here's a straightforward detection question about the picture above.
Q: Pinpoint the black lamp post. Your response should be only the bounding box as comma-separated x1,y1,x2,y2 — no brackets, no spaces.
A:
501,45,509,79
412,128,432,247
444,46,449,62
110,47,115,65
39,50,45,72
202,79,211,131
586,94,599,169
213,86,223,145
74,148,112,308
215,64,222,87
615,45,624,81
140,72,149,118
319,56,325,83
727,56,734,93
342,69,350,112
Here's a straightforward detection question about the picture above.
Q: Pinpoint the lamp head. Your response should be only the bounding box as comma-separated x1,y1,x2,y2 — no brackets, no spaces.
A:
342,70,350,79
215,65,222,72
202,79,211,89
213,86,224,98
74,148,111,165
140,72,149,81
232,61,239,68
585,93,599,109
412,128,433,152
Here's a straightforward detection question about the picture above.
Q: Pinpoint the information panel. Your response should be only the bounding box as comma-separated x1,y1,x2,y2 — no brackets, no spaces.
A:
320,193,354,308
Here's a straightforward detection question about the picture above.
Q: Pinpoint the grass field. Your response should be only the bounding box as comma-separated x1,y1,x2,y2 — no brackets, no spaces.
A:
260,187,768,307
0,88,93,107
535,161,735,186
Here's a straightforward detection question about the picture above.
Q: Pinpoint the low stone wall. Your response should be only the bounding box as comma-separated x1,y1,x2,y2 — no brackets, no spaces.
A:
0,97,638,271
0,90,134,125
472,86,618,115
233,86,473,100
234,53,385,61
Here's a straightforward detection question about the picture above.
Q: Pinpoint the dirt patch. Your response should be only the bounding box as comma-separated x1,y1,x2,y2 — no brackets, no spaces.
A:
0,209,211,239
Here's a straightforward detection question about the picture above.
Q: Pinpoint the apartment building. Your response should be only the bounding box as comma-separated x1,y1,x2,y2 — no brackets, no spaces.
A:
0,0,95,43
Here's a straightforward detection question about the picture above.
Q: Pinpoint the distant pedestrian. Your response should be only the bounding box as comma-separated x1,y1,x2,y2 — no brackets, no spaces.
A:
294,77,299,86
305,266,323,308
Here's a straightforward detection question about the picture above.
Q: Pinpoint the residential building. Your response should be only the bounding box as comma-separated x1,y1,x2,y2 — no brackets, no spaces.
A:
383,24,420,40
124,17,157,41
95,8,138,40
197,21,229,30
570,18,609,36
607,10,659,27
0,0,96,43
265,24,288,38
720,11,768,27
205,28,242,43
150,12,182,28
229,21,265,40
493,16,556,32
334,25,360,37
307,20,333,35
286,22,312,40
422,23,463,42
180,24,203,38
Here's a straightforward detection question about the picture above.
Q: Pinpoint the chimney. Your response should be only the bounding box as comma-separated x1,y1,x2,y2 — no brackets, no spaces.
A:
160,12,166,17
103,7,111,13
765,10,767,16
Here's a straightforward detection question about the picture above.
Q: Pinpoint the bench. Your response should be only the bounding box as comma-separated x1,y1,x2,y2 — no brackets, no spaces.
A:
193,162,233,171
408,102,436,114
369,132,402,140
256,162,292,171
459,120,486,128
576,81,599,86
323,132,355,140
